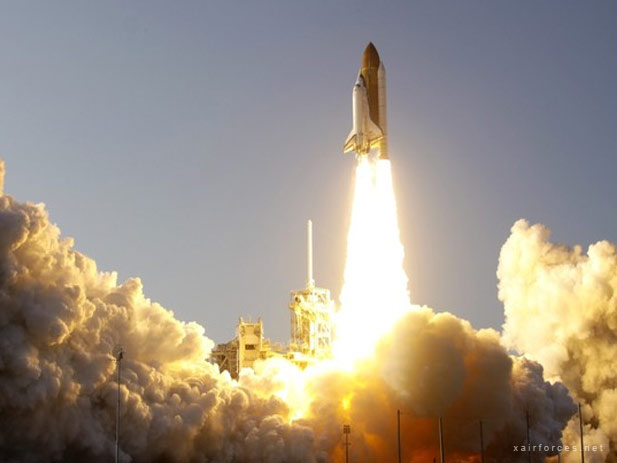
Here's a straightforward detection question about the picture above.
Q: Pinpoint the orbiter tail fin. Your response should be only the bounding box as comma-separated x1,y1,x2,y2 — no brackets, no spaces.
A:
343,130,357,153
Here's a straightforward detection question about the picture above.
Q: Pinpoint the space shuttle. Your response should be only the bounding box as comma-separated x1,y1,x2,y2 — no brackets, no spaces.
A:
343,43,389,159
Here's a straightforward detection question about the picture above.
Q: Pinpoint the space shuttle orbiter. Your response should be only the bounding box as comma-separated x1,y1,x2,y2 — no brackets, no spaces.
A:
343,43,389,159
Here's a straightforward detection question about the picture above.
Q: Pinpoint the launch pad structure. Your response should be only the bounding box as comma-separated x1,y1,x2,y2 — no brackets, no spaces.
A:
289,220,334,360
211,220,334,378
212,43,389,378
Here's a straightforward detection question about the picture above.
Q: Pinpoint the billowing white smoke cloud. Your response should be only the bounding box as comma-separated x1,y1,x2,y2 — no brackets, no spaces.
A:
499,219,617,462
0,161,575,462
0,160,319,463
304,308,575,462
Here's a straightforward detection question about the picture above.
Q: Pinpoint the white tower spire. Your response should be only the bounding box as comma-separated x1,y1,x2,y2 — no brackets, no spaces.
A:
307,219,315,290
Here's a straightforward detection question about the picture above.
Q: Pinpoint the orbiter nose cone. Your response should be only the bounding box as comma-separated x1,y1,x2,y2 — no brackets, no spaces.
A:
362,42,381,68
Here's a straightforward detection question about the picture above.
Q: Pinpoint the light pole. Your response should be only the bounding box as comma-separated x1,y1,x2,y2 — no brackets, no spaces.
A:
526,410,531,463
343,424,351,463
438,417,445,463
115,346,123,463
397,409,402,463
479,420,485,463
578,403,585,463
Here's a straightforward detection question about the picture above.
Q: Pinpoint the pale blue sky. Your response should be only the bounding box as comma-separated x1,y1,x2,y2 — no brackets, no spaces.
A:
1,1,616,343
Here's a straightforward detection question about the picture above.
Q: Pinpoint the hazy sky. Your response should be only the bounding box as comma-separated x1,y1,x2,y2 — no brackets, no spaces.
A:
1,1,616,344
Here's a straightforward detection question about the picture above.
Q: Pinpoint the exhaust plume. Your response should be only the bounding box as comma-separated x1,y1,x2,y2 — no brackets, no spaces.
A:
334,158,411,367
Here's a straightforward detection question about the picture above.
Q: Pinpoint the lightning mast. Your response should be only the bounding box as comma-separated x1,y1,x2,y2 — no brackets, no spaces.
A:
307,220,315,289
289,220,333,360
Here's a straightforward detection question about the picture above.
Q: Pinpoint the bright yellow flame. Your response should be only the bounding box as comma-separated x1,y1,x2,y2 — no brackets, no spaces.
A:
341,393,352,411
333,157,412,368
246,357,314,422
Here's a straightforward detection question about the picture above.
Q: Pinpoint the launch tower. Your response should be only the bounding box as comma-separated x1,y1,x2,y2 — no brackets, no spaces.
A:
288,220,333,359
211,220,333,378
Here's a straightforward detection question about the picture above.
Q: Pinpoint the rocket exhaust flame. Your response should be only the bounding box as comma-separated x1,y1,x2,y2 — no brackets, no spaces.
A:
334,157,412,367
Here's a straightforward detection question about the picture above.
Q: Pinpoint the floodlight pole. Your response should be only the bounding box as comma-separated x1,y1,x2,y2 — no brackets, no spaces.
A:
397,409,402,463
479,420,485,463
343,424,351,463
438,417,445,463
578,403,585,463
115,347,123,463
526,410,531,463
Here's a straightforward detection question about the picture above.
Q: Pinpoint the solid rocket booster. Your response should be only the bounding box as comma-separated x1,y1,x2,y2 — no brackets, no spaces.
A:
343,43,389,159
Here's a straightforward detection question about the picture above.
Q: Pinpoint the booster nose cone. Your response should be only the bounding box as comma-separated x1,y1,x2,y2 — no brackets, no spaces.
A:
362,42,381,69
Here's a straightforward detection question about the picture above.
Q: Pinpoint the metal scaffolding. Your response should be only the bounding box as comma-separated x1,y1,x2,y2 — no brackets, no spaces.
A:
211,220,334,378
